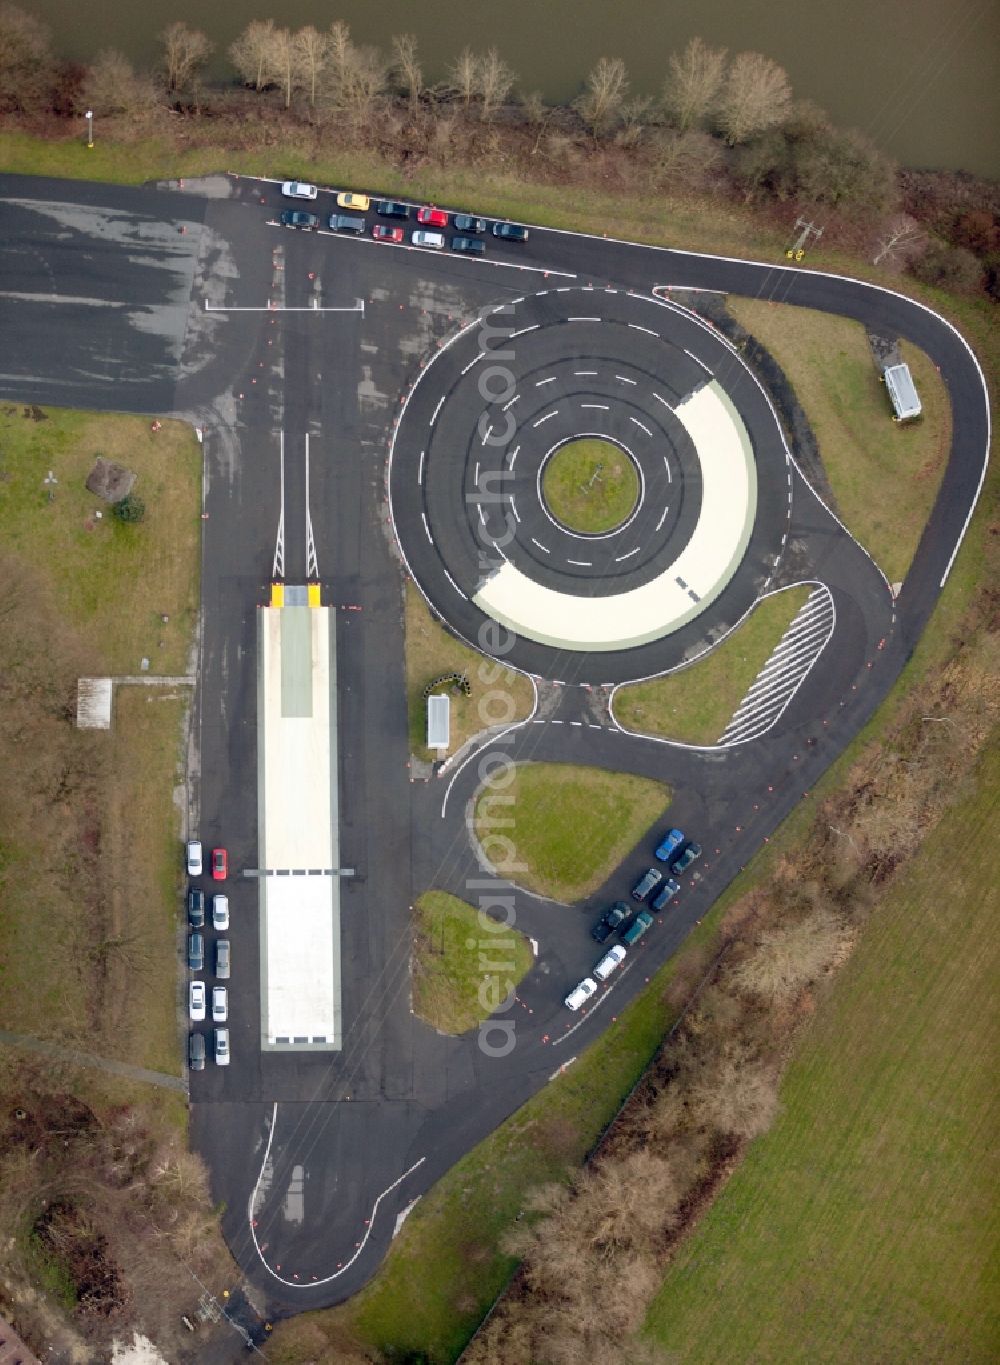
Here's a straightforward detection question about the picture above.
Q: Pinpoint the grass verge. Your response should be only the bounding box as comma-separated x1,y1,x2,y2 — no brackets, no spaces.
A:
643,738,1000,1364
541,439,639,533
412,892,535,1035
0,404,201,675
613,586,811,744
405,583,535,762
727,300,952,586
474,763,671,903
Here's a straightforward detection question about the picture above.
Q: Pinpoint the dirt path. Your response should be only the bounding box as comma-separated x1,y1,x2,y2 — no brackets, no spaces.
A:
0,1031,187,1092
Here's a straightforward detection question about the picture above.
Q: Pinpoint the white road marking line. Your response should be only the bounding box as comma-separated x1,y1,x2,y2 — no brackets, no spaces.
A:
533,411,558,427
509,326,539,339
616,375,637,385
655,506,669,532
477,505,487,526
535,376,557,386
461,354,483,375
652,392,672,410
663,454,672,483
480,424,493,445
567,559,593,567
418,450,425,484
569,316,601,322
442,568,468,599
575,370,597,376
570,721,583,726
510,498,520,522
630,417,652,435
684,347,712,374
629,323,658,337
430,396,445,426
502,394,520,411
581,403,609,410
531,537,551,553
614,547,641,562
508,446,520,470
473,461,480,485
421,513,433,544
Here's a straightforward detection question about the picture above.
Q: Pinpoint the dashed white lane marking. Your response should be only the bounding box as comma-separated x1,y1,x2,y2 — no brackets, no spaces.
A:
531,537,551,553
473,461,480,484
614,547,641,562
535,376,557,386
509,326,539,339
508,446,520,470
533,411,558,427
581,403,610,410
461,354,483,375
616,375,637,385
664,455,672,483
477,505,487,526
480,424,493,445
442,568,468,600
630,417,652,435
567,559,592,567
570,720,583,726
510,497,520,522
655,506,669,532
429,396,445,426
568,316,601,322
418,450,425,484
717,586,836,746
575,370,597,376
684,347,712,375
502,394,520,412
629,324,659,337
652,392,673,410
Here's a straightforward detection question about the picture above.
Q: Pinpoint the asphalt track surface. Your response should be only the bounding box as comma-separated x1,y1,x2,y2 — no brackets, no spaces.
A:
0,172,989,1321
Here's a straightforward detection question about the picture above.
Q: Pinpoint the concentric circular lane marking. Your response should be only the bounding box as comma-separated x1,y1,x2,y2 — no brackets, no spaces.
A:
388,287,789,675
538,436,644,539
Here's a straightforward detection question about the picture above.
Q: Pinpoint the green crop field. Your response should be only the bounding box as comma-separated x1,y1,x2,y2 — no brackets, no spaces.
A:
644,740,1000,1364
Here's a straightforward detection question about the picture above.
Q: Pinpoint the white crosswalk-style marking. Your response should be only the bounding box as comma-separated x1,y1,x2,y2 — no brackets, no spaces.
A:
717,586,835,746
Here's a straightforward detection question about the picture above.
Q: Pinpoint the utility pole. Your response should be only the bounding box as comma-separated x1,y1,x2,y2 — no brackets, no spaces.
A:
85,109,94,149
785,217,823,262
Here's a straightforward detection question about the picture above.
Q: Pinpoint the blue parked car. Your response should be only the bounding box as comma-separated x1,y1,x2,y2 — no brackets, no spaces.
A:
651,878,680,911
655,828,685,863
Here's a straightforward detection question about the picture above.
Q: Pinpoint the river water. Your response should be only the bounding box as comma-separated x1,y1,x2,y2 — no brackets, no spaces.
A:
30,0,1000,177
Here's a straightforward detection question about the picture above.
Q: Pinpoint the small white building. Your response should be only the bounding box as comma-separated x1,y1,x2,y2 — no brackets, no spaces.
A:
426,693,451,752
883,362,921,422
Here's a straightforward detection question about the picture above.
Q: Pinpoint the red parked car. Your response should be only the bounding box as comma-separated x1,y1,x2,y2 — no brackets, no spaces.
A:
416,206,448,228
211,847,228,881
372,224,404,243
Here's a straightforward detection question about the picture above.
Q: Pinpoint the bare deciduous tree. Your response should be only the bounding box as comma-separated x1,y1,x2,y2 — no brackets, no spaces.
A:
663,35,727,131
270,26,296,109
391,31,422,109
80,48,159,120
873,214,925,266
716,50,792,145
159,21,212,95
449,46,478,107
228,19,278,92
650,127,723,190
477,46,516,121
0,2,54,112
575,56,629,140
293,25,327,110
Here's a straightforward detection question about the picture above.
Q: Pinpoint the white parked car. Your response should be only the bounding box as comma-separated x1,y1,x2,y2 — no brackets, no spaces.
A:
185,839,202,877
282,180,318,200
212,894,229,931
593,945,627,982
411,229,445,249
211,986,228,1023
189,980,206,1021
564,977,598,1012
214,1027,230,1066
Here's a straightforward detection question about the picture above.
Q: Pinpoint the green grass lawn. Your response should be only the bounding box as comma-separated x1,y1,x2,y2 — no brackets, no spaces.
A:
412,892,535,1035
542,438,639,533
405,583,535,761
614,586,811,744
643,739,1000,1365
0,405,201,675
727,300,952,586
474,763,671,902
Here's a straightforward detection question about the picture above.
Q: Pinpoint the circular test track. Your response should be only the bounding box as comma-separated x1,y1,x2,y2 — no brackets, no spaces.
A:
388,287,795,685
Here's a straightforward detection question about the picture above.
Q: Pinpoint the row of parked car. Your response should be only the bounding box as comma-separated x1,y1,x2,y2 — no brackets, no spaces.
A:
563,827,703,1012
185,839,230,1070
279,182,529,253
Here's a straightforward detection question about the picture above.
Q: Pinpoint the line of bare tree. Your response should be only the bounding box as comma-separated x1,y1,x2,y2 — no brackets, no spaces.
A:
0,3,993,295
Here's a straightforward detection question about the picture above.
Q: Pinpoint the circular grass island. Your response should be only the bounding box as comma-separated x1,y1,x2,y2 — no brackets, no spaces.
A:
541,438,640,535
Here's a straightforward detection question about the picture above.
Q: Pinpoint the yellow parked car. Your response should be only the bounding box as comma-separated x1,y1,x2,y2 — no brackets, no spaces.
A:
337,191,370,211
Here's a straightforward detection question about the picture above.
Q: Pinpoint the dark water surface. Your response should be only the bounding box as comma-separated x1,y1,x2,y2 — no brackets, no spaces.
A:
32,0,1000,176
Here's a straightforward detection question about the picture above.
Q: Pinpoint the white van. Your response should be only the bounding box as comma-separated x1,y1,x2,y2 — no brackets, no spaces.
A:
593,945,626,982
